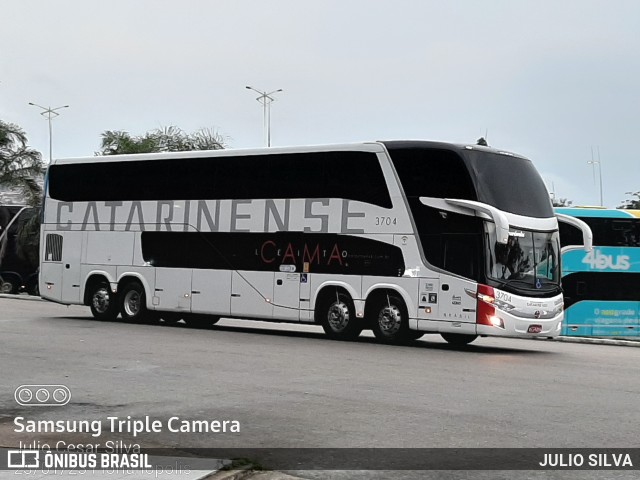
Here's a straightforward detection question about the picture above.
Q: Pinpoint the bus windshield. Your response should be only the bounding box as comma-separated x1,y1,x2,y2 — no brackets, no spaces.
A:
485,223,561,290
464,150,555,219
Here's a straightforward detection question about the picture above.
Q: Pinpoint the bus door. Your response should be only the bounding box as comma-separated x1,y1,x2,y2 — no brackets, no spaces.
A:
438,234,479,324
41,232,64,302
273,270,301,321
231,271,274,319
61,232,83,304
41,231,83,303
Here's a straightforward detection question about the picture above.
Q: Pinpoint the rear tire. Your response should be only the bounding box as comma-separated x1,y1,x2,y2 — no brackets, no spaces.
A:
0,272,21,294
119,281,148,322
441,333,478,346
319,291,362,340
89,281,119,321
370,294,411,344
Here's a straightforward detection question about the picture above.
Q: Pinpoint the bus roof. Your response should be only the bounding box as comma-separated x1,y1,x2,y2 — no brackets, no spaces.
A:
51,140,524,165
555,207,640,219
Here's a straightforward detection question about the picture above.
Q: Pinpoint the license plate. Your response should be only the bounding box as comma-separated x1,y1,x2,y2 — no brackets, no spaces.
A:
527,324,542,334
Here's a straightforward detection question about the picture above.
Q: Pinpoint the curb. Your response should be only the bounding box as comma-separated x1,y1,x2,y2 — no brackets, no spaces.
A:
552,336,640,347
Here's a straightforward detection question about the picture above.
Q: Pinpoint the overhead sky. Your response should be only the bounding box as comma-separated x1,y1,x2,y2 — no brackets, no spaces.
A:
2,0,638,207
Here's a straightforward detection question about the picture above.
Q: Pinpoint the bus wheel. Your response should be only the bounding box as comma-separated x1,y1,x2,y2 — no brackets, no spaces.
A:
320,292,362,340
0,272,21,294
119,281,147,322
371,295,410,343
441,333,478,346
89,281,119,321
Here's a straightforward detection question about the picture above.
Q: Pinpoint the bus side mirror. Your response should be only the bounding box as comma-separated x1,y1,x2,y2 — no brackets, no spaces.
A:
556,213,593,252
418,197,511,245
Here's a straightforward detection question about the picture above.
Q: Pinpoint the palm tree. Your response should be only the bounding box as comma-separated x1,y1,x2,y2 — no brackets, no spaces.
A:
0,120,43,293
0,120,44,206
98,126,227,155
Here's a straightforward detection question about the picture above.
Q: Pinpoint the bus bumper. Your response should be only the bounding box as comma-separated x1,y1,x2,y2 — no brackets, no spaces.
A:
476,311,563,338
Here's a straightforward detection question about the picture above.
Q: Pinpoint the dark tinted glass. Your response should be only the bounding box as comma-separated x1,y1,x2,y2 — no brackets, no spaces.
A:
384,145,483,280
561,217,640,247
464,150,554,218
559,221,585,248
141,232,405,276
49,151,392,208
563,272,640,308
0,207,37,277
387,147,477,200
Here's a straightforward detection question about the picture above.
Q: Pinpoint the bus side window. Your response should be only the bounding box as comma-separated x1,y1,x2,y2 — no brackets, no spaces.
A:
576,281,587,296
443,234,480,281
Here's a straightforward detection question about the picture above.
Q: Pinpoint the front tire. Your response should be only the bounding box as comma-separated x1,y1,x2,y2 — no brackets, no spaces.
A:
119,281,148,322
370,294,411,343
441,333,478,346
89,281,119,321
320,292,362,340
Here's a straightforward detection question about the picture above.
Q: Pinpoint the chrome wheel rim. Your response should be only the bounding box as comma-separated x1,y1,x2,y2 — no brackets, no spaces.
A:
92,288,111,314
327,301,350,332
378,305,402,336
123,290,141,317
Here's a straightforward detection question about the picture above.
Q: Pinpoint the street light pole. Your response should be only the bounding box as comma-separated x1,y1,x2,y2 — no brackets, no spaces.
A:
587,146,604,207
245,86,283,147
28,102,69,162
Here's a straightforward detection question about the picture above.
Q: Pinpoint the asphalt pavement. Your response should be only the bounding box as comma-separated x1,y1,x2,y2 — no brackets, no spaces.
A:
2,296,640,480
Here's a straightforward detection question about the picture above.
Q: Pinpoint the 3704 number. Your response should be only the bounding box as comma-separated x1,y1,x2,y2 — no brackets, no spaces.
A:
375,216,397,226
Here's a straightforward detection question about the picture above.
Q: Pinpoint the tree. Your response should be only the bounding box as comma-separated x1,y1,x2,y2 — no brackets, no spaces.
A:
97,126,227,155
0,120,44,206
552,197,573,207
0,120,43,292
618,191,640,209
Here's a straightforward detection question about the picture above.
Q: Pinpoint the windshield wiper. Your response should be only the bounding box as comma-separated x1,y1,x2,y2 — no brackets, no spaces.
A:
490,277,559,293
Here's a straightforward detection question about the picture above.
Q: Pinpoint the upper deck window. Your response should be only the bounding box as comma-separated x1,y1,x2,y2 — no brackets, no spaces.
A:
48,151,392,208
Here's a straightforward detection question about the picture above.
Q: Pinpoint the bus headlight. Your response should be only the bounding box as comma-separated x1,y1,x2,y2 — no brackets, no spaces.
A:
489,315,505,329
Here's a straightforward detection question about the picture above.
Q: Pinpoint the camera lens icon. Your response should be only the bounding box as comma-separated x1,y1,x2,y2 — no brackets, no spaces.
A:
15,385,71,406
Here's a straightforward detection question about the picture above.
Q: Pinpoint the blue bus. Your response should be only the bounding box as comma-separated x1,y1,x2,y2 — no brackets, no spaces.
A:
556,207,640,337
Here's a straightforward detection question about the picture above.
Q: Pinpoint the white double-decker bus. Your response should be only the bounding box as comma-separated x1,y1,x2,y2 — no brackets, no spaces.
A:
39,141,591,345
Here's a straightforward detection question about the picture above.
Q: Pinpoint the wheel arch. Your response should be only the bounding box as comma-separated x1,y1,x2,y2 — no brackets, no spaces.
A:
312,282,359,324
363,284,414,320
83,271,116,305
116,273,153,308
